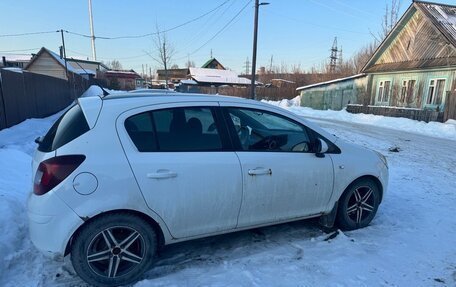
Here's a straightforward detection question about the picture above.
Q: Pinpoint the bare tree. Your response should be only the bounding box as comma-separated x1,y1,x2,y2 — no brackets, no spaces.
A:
350,42,377,73
185,60,195,68
107,60,123,70
371,0,401,42
146,26,176,88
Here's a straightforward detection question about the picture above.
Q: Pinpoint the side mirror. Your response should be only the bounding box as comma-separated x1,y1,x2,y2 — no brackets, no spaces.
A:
315,138,328,158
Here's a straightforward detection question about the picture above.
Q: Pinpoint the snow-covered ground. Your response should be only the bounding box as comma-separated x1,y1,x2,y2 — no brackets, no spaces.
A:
0,96,455,287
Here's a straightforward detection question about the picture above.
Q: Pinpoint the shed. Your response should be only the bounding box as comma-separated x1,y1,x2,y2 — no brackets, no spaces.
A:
297,74,367,110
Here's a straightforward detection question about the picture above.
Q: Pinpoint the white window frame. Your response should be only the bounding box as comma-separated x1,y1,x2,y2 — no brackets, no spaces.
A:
400,79,416,104
376,79,392,104
426,78,446,106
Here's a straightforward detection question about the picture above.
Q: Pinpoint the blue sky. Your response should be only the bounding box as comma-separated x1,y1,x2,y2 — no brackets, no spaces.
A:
0,0,454,74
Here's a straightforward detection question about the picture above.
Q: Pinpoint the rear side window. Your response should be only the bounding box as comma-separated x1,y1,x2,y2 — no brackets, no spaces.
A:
124,107,223,152
38,105,90,152
125,112,157,152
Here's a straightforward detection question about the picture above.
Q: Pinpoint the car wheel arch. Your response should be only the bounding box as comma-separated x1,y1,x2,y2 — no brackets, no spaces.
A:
64,209,166,256
340,175,383,203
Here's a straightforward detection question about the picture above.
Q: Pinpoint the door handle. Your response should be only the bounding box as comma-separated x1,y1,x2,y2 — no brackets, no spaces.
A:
147,170,177,179
248,168,272,176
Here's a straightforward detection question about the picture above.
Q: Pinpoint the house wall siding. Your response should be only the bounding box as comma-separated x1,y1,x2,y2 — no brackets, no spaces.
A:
26,52,67,80
299,77,367,110
370,69,456,110
376,8,456,66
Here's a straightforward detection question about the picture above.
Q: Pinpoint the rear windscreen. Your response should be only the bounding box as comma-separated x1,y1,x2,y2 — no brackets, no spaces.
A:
38,104,90,152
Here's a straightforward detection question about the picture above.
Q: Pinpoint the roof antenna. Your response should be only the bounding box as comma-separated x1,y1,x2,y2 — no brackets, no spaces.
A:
69,57,110,97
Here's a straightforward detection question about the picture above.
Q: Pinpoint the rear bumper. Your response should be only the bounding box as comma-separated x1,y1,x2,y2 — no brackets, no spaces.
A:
27,191,84,257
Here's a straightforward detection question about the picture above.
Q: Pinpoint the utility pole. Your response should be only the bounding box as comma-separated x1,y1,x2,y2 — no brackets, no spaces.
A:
329,37,338,73
60,29,68,80
210,49,213,59
250,0,269,100
88,0,97,60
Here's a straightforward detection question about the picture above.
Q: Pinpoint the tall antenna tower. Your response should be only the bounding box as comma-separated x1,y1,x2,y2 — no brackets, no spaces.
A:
329,37,338,73
244,57,251,75
338,45,343,68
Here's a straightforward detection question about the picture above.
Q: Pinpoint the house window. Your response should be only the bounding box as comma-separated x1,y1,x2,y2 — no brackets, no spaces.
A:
377,80,391,103
400,80,416,103
427,79,445,105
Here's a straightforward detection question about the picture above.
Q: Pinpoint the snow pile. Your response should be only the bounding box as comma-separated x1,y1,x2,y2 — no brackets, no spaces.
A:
263,97,456,141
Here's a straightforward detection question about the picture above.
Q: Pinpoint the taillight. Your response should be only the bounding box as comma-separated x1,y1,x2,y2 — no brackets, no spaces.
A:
33,155,86,196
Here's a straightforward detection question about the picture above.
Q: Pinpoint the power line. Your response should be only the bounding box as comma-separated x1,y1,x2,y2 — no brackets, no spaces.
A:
177,0,252,60
0,47,41,53
0,30,58,38
66,0,232,40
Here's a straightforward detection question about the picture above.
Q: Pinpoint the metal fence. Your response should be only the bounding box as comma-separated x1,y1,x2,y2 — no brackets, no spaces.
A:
0,69,90,130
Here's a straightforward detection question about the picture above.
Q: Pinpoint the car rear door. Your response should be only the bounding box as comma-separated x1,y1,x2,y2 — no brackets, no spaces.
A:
220,104,334,228
117,102,243,239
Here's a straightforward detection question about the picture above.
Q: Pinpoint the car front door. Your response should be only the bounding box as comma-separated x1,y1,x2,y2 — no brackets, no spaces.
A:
118,102,242,239
221,105,334,228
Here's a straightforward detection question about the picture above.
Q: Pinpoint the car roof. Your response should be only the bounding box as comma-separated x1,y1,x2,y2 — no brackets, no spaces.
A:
102,92,252,104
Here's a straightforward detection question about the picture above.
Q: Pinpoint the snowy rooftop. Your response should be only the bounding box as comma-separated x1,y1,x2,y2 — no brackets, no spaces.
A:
189,67,251,85
296,73,366,91
415,1,456,47
0,54,32,62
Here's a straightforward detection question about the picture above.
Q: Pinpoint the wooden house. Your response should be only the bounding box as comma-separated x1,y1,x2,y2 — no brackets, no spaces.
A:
361,0,456,120
25,47,107,80
104,70,142,90
201,58,225,70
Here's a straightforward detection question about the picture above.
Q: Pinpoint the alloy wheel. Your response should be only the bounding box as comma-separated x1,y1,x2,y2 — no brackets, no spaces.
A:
86,226,145,278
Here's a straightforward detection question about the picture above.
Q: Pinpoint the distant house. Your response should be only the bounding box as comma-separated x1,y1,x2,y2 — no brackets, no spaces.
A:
360,0,456,120
1,54,32,69
188,67,251,86
201,58,225,70
297,74,367,110
25,47,107,80
156,68,189,84
104,70,142,90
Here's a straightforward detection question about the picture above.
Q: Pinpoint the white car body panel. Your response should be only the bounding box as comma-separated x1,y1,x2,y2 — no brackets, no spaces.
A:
27,93,389,258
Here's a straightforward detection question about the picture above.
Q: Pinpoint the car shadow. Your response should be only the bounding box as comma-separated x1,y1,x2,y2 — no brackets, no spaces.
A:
143,217,325,280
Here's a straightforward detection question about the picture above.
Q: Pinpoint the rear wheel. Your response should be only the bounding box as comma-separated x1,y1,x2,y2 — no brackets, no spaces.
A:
71,213,157,287
336,179,380,230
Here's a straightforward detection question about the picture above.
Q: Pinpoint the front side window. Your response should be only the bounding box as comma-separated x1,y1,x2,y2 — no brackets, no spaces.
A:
226,108,311,152
427,79,445,105
126,107,223,152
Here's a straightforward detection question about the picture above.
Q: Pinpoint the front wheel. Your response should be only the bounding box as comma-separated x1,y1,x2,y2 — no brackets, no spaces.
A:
336,179,381,230
71,213,157,287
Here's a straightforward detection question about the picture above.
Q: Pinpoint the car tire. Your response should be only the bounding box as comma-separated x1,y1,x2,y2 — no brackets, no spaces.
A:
336,179,380,231
70,212,157,287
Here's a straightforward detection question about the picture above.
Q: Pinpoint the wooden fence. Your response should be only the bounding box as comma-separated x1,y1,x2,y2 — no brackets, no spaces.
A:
196,85,298,101
0,69,90,130
444,91,456,122
346,105,444,123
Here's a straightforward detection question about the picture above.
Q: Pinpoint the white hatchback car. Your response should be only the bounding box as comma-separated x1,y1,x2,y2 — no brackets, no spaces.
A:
28,93,388,286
